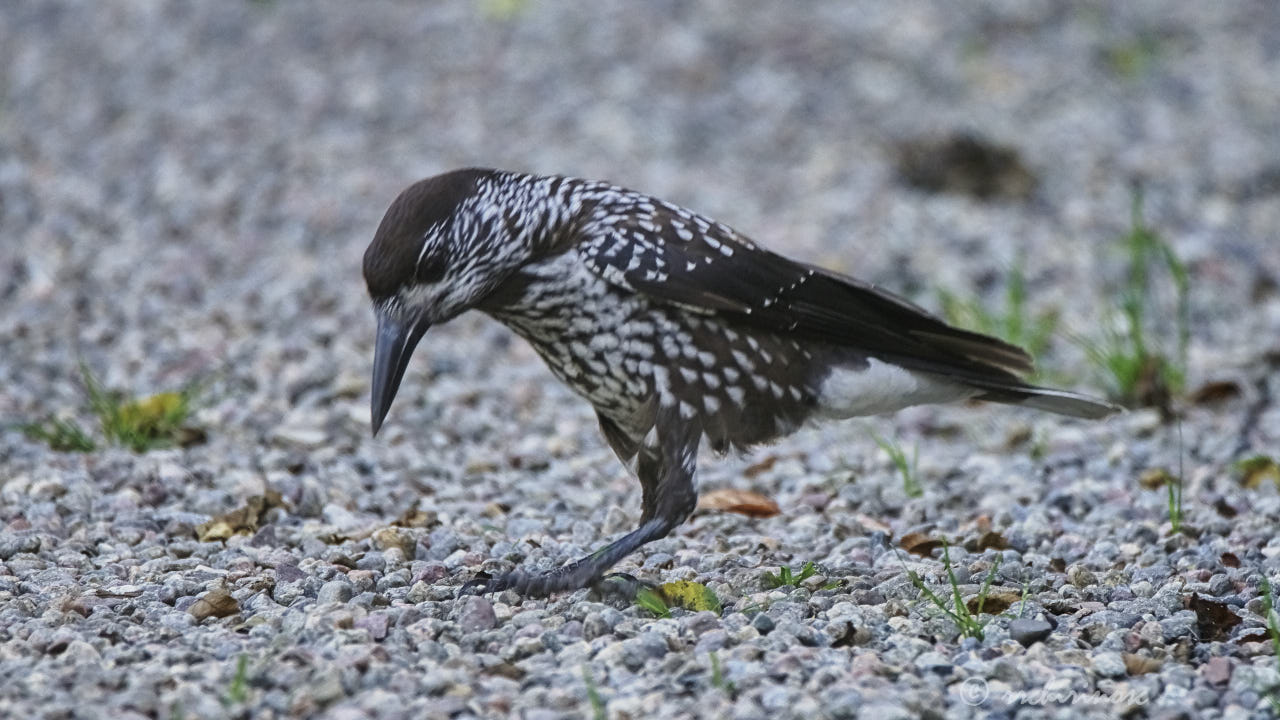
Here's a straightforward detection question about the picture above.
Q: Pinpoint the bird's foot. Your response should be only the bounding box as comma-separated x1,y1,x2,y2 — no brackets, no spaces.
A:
459,560,608,598
458,564,657,600
458,518,675,598
592,572,658,603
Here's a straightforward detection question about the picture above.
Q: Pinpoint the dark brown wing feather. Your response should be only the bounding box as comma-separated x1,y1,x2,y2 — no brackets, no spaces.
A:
580,203,1034,385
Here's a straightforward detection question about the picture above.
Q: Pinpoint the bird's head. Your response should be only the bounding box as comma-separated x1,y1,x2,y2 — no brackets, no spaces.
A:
362,168,520,436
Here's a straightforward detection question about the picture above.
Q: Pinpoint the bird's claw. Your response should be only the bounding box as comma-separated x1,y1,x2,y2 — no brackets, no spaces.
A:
458,564,608,598
459,566,658,604
458,571,496,597
590,572,657,603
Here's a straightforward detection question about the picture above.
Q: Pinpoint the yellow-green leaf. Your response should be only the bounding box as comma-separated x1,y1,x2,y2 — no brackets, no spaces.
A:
658,581,721,614
1236,455,1280,489
118,392,186,432
635,587,670,618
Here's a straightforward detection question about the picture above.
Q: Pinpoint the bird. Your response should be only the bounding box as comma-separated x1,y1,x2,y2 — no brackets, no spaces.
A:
362,167,1118,597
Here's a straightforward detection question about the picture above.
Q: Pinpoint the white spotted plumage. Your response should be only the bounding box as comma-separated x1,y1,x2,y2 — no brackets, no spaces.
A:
363,167,1118,597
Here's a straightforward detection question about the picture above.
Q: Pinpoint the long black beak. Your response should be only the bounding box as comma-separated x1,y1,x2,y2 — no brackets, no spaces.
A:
370,314,429,437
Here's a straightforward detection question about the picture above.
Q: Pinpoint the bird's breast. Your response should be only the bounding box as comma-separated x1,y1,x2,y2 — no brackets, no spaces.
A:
485,253,656,420
486,254,844,452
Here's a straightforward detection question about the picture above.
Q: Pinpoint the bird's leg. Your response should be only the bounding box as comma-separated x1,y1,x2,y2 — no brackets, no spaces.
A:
462,409,699,598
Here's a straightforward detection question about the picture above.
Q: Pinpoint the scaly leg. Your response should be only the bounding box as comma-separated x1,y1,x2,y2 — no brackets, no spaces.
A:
462,407,699,597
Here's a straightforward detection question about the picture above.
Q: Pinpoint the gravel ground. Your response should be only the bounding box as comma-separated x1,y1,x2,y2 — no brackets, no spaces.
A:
3,2,1280,719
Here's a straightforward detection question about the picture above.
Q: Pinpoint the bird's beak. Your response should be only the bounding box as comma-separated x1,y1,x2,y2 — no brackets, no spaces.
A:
370,313,429,437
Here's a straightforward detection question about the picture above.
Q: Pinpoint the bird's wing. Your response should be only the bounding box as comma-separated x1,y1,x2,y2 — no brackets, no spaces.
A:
578,200,1035,383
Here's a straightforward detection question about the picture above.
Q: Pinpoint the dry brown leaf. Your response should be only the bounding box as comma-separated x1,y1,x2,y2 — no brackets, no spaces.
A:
894,133,1037,201
1003,425,1033,451
966,590,1021,615
188,588,239,620
1188,380,1242,405
196,491,284,542
975,531,1009,551
1187,593,1241,641
853,514,892,534
899,532,943,557
742,455,780,478
1123,653,1163,675
174,426,209,448
394,508,439,528
1213,498,1239,518
484,662,526,680
697,488,780,518
1137,467,1176,490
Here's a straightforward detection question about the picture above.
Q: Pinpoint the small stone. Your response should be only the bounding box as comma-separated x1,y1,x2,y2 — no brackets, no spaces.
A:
405,581,431,603
510,610,542,628
1208,573,1232,596
355,553,386,572
752,613,776,635
507,636,544,660
914,651,952,674
1160,612,1197,642
582,608,624,639
1203,656,1232,685
1009,618,1053,647
276,563,307,583
372,527,415,557
355,612,390,640
601,506,630,534
348,569,377,592
1092,651,1127,678
317,580,354,604
272,423,328,449
309,669,345,705
99,584,144,598
760,685,796,712
458,595,497,632
1229,665,1280,696
1067,564,1096,588
0,534,40,559
621,632,669,672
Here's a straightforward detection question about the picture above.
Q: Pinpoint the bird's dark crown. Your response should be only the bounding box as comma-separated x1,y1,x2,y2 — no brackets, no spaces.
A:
362,168,495,301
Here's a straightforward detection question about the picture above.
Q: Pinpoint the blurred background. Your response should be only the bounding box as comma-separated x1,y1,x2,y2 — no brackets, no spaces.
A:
3,1,1278,422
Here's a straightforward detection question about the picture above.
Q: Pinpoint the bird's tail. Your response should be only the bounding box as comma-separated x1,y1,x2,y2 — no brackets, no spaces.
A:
969,380,1121,419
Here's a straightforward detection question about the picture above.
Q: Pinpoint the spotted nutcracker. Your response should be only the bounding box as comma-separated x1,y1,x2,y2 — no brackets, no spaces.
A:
362,168,1117,597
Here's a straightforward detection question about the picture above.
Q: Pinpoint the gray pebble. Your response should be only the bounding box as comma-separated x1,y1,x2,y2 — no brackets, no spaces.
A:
1160,612,1198,642
752,613,776,635
1092,651,1127,678
0,535,41,559
621,632,669,671
317,580,354,604
913,651,953,674
457,595,497,632
1009,618,1054,647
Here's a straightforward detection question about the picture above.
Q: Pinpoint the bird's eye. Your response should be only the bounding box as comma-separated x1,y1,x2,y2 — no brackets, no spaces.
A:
416,250,447,284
